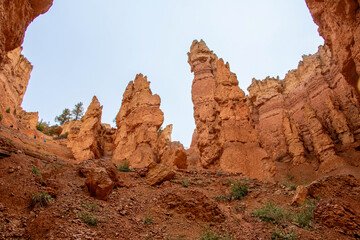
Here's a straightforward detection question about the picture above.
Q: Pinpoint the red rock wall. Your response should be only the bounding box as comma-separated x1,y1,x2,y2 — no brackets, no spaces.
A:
248,45,360,172
305,0,360,93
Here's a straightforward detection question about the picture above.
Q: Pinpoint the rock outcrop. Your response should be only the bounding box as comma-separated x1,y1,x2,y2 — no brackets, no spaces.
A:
305,0,360,93
67,96,103,162
188,40,275,181
78,159,122,200
112,74,164,168
0,47,38,126
156,125,187,169
0,0,53,67
248,45,360,171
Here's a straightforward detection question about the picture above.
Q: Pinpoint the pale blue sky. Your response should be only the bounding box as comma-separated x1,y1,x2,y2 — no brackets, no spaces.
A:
22,0,323,148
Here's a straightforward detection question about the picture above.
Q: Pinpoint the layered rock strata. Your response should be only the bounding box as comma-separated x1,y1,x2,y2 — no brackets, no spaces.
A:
112,74,164,168
305,0,360,93
188,40,275,181
0,47,38,126
248,46,360,171
67,96,103,162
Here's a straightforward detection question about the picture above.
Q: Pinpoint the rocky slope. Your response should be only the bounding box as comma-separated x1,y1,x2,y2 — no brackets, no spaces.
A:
305,0,360,93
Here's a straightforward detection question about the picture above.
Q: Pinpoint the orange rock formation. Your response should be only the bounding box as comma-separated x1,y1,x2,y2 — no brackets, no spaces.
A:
188,40,275,181
305,0,360,93
68,96,103,162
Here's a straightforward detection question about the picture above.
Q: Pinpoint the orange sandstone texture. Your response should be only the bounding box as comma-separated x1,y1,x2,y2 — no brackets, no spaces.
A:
248,46,360,172
112,74,164,168
113,74,187,169
188,40,275,181
67,96,103,162
305,0,360,93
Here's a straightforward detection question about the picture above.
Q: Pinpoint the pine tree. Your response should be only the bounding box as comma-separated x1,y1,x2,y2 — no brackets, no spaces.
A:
71,102,84,121
55,108,71,125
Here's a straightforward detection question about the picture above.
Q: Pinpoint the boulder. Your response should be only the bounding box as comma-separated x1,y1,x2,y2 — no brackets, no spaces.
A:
146,162,175,186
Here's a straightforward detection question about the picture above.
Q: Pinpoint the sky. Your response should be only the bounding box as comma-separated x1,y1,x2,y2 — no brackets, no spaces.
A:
22,0,324,148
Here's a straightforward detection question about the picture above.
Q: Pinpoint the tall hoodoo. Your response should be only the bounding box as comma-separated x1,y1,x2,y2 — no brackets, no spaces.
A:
188,40,275,181
188,40,220,168
112,74,164,168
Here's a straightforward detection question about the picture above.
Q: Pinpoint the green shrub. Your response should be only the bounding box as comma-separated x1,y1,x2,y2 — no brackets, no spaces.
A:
117,161,130,172
293,200,316,229
31,166,42,178
0,114,2,122
282,182,297,191
143,215,153,225
182,178,190,188
6,108,10,113
199,229,232,240
230,182,249,200
53,132,68,140
251,202,290,224
80,212,98,226
31,192,52,208
271,227,297,240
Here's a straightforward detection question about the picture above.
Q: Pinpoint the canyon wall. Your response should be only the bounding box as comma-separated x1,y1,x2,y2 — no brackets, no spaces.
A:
305,0,360,93
248,45,360,172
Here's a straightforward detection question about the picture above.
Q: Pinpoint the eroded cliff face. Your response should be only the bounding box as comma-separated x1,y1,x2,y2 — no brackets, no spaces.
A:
248,45,360,172
0,0,53,67
188,40,275,181
0,47,38,127
112,74,164,168
67,96,103,162
305,0,360,93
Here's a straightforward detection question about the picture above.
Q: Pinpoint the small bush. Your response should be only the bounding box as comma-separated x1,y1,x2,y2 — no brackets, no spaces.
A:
53,132,68,140
293,200,316,229
0,114,2,122
31,192,52,208
6,108,10,113
271,227,297,240
230,182,249,200
251,201,290,224
80,212,98,226
182,178,190,188
36,119,48,132
31,166,42,178
143,215,153,225
117,161,130,172
282,182,297,191
199,229,232,240
83,202,98,212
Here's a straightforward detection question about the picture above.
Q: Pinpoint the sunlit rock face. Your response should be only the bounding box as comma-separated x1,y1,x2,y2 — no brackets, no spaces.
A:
0,47,38,127
188,40,275,181
305,0,360,93
112,74,164,168
248,45,360,172
0,0,53,66
68,96,104,162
